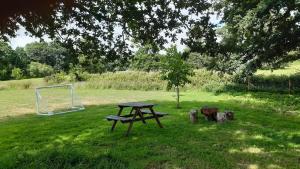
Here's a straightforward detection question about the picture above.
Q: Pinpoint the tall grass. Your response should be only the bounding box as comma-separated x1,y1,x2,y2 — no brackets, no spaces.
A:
83,70,231,92
0,78,45,90
85,71,168,91
1,67,300,93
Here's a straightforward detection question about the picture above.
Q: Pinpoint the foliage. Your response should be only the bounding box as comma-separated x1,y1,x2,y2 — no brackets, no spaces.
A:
160,46,194,108
160,46,195,89
27,62,54,78
215,0,300,77
44,72,70,84
25,42,70,72
11,68,23,80
130,45,162,72
0,41,15,80
68,64,90,82
0,0,213,71
75,54,105,74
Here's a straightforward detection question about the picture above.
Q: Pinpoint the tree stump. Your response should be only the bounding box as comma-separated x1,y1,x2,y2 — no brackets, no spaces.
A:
189,109,198,123
200,106,218,121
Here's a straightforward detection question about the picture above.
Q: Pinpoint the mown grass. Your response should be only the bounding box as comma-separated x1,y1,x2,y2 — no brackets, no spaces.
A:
0,89,300,168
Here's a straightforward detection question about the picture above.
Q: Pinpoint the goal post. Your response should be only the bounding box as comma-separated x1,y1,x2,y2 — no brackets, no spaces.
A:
35,84,84,115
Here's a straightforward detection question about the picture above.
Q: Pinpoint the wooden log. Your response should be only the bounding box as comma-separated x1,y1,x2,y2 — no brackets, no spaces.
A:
189,109,198,124
200,106,218,121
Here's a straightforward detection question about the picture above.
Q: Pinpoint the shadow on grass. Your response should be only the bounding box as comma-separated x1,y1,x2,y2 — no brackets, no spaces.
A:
0,99,300,169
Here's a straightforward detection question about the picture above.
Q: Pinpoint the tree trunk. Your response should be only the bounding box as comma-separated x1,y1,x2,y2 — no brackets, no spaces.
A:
176,86,180,108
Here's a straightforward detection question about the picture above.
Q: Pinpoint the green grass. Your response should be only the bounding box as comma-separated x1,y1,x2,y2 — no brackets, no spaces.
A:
255,60,300,76
1,87,300,168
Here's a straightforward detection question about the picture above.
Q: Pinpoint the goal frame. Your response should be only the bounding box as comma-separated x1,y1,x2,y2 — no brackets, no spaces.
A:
35,84,84,116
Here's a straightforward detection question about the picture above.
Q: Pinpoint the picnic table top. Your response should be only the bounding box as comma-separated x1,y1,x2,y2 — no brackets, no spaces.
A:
118,102,155,108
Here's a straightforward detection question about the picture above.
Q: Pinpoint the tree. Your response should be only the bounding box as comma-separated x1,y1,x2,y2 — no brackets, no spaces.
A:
25,42,69,71
160,46,194,108
0,41,15,80
183,0,300,78
14,47,30,75
27,62,54,78
11,68,23,80
0,1,213,71
130,45,162,72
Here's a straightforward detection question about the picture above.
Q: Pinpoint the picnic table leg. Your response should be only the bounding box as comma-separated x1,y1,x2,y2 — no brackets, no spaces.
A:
111,107,123,131
129,107,134,115
149,107,163,128
126,112,137,136
136,108,146,124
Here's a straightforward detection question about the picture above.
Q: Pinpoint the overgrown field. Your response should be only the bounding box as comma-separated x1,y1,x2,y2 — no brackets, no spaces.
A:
2,66,300,94
0,89,300,168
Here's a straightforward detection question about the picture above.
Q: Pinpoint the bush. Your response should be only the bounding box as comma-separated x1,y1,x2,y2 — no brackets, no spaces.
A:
44,72,70,84
11,68,23,80
69,65,90,82
28,62,54,78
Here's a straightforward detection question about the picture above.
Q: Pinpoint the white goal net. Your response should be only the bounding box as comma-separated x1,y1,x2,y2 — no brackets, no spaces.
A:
35,84,84,115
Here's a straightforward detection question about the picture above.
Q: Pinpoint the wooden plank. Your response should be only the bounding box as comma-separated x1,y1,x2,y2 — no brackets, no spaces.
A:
118,102,155,108
149,107,163,128
106,115,132,123
140,110,168,116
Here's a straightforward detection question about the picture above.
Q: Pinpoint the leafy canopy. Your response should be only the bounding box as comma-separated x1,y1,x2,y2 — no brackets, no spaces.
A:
160,46,194,89
0,0,212,68
187,0,300,77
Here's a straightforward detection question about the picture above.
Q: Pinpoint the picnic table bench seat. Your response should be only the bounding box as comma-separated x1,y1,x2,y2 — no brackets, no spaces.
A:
106,115,132,123
140,110,168,117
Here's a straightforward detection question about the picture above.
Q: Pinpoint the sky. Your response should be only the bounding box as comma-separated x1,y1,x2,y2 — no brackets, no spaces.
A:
9,13,221,52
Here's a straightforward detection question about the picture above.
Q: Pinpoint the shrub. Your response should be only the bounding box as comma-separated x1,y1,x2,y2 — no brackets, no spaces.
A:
44,72,69,84
11,68,23,80
28,62,54,78
69,65,90,82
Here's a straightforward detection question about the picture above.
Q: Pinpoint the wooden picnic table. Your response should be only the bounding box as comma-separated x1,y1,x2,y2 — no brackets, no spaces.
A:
106,102,168,136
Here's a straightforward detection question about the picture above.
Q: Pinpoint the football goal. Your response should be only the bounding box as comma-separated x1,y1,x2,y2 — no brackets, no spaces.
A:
35,84,84,115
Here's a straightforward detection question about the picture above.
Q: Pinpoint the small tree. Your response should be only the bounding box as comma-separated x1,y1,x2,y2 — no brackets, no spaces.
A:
160,46,194,108
11,68,23,80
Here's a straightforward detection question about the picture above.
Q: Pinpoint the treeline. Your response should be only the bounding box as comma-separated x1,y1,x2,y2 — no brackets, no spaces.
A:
0,42,207,81
0,41,70,80
0,40,126,81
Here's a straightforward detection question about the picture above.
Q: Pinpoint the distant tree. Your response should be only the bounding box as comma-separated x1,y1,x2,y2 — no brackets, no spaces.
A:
130,45,162,72
27,62,54,78
11,68,23,80
14,47,30,75
75,54,105,73
0,41,15,80
160,46,194,108
25,42,69,71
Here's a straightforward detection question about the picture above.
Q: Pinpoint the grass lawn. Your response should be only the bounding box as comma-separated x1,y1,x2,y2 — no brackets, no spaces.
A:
1,88,300,169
